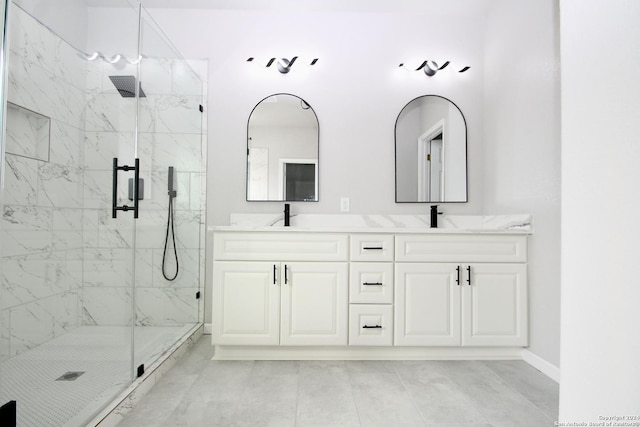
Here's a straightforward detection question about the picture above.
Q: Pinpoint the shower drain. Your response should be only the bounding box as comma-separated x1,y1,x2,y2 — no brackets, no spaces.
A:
56,371,85,381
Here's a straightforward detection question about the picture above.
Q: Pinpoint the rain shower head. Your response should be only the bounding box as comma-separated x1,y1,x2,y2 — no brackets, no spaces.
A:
108,75,146,98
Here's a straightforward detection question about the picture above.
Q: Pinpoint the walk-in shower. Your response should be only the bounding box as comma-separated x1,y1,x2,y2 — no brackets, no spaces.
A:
0,1,206,425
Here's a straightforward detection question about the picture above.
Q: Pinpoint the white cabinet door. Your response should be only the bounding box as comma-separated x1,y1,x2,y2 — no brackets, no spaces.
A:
461,263,528,346
212,261,280,345
280,262,348,346
394,263,461,346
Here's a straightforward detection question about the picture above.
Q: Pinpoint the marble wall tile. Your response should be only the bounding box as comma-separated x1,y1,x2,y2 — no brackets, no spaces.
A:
133,210,167,249
8,6,56,72
9,291,79,356
7,51,56,119
96,210,135,248
84,131,135,171
83,248,135,287
188,173,203,212
52,208,84,251
37,163,83,208
1,205,53,257
135,287,199,326
3,154,39,206
82,287,132,326
54,36,87,90
65,84,87,129
151,248,200,288
0,310,9,361
83,169,114,209
0,252,74,310
85,92,136,132
50,120,83,168
137,132,203,173
174,210,203,250
138,94,203,134
134,248,154,289
86,59,104,94
83,209,100,248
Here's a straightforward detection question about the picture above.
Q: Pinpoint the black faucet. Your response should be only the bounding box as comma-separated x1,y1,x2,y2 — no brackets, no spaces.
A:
284,203,290,226
430,205,442,228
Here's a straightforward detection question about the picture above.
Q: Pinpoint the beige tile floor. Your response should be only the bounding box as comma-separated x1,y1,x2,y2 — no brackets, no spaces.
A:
117,336,559,427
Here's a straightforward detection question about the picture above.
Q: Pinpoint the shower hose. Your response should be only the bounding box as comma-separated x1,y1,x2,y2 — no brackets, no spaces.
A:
162,194,179,281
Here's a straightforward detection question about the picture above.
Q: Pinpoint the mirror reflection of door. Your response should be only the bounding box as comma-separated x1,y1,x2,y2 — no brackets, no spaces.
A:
418,120,445,202
429,135,443,201
283,162,316,201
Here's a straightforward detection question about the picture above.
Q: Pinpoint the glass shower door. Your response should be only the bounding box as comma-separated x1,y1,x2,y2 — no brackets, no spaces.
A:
132,6,204,372
0,0,140,424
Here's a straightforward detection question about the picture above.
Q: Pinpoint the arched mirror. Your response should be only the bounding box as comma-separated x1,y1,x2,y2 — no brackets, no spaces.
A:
395,95,467,203
247,93,319,201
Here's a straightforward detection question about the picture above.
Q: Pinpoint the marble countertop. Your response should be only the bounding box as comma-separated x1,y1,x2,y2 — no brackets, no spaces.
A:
209,214,533,235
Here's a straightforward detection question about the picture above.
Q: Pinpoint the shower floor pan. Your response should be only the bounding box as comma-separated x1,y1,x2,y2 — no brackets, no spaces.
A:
0,324,195,427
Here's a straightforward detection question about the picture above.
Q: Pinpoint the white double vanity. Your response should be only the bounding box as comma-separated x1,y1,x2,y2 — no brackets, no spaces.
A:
210,214,531,360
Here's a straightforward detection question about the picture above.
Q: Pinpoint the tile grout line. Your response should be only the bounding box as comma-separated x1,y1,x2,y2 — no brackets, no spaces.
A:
481,361,556,424
345,363,365,427
393,362,429,426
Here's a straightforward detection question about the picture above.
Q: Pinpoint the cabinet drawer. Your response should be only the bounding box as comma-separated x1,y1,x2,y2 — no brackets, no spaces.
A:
213,232,348,261
350,234,394,261
349,262,394,304
395,234,526,263
349,304,393,346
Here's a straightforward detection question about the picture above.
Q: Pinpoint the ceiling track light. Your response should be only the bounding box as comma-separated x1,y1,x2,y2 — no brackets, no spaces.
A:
247,56,319,74
399,60,470,76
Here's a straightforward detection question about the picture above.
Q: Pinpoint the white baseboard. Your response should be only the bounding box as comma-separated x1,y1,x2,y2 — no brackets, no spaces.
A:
204,323,212,335
521,349,560,383
213,345,524,361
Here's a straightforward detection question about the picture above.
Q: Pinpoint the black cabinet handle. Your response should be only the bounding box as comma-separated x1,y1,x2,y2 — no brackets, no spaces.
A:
284,264,288,284
467,265,472,286
362,325,382,329
273,264,277,285
456,265,460,286
362,246,383,250
363,282,383,286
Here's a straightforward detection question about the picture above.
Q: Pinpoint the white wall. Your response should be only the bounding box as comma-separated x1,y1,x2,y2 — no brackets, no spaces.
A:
560,0,640,420
145,7,488,327
483,1,561,368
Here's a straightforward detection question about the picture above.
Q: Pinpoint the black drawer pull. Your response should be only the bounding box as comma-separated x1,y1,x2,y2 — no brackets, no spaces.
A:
363,282,383,286
362,325,382,329
362,246,383,250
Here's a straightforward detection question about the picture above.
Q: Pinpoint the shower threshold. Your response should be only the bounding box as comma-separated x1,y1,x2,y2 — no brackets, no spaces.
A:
0,324,201,427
